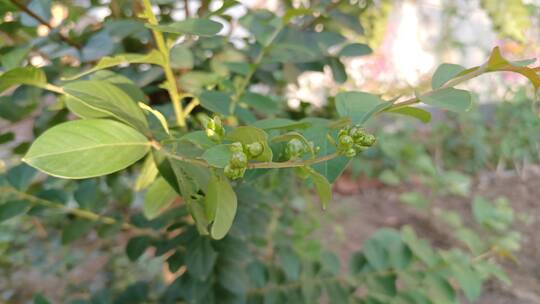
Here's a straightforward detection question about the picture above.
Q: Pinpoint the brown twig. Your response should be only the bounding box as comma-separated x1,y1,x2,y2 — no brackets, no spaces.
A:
10,0,81,49
183,0,190,18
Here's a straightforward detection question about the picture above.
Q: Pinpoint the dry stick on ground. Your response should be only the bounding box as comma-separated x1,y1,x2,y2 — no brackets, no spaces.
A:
9,0,81,49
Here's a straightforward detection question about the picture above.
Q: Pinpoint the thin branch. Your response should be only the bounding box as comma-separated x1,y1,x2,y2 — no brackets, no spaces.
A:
183,0,190,18
1,186,155,235
160,143,340,169
141,0,186,127
229,23,285,114
10,0,81,49
388,64,488,110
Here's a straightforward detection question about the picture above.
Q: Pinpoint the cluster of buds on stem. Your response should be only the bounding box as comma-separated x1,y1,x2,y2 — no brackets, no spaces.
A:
224,141,264,180
336,125,376,157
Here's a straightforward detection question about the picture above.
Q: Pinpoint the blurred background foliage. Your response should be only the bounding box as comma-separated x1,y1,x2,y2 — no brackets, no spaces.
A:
1,0,540,303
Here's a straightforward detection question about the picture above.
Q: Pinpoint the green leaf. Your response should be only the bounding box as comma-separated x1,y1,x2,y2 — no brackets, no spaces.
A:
338,43,372,57
205,174,237,240
200,144,232,168
431,63,466,89
138,102,169,134
21,0,50,26
170,44,194,69
335,91,391,124
89,70,147,104
144,177,177,220
63,50,165,80
126,235,152,261
61,219,93,244
0,67,47,94
0,200,30,222
217,261,249,294
23,119,150,179
253,118,311,131
424,275,456,304
185,237,218,280
485,46,540,90
327,57,347,84
302,119,349,183
401,226,437,267
420,88,471,113
33,294,51,304
1,45,32,70
199,91,231,115
146,18,223,36
226,126,273,162
387,106,431,123
181,131,216,149
135,154,159,191
307,168,332,209
63,80,149,132
451,263,483,301
240,92,281,114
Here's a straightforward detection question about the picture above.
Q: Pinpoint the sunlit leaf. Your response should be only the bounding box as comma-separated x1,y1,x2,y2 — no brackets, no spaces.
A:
23,119,150,179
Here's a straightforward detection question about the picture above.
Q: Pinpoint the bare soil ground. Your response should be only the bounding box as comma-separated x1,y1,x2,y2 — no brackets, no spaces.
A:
323,168,540,303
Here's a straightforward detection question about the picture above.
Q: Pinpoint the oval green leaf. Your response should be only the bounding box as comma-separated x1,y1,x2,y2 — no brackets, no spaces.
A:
63,80,149,132
205,174,237,240
143,177,177,220
420,88,471,113
146,18,223,36
431,63,466,89
23,119,150,179
0,67,47,94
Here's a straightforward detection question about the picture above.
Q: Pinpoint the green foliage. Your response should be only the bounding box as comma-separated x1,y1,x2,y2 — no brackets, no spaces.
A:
0,0,538,302
23,119,150,178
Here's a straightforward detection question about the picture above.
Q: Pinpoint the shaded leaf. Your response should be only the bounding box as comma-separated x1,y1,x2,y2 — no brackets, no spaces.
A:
0,67,47,94
431,63,466,89
143,177,177,220
205,174,237,240
420,88,471,113
335,91,391,124
63,80,149,132
387,106,431,123
64,50,164,80
200,144,232,168
338,43,372,57
146,18,223,36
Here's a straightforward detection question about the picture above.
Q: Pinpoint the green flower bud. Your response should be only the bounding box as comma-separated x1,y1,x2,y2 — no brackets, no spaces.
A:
349,126,365,141
230,142,244,153
338,127,349,138
224,164,245,180
285,138,305,160
344,148,357,158
230,151,248,168
359,134,376,146
354,144,368,152
246,142,263,158
206,128,220,142
338,134,354,150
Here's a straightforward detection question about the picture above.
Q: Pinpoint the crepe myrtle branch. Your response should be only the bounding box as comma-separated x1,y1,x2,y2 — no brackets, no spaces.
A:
388,64,489,110
151,139,340,170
